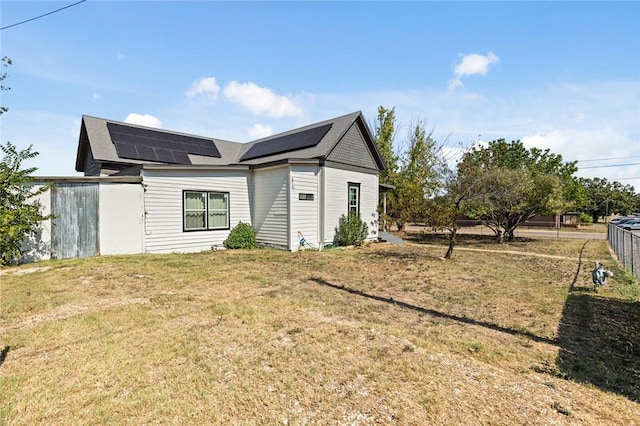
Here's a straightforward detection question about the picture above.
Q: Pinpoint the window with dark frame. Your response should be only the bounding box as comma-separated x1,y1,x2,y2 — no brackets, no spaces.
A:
183,190,229,231
299,193,314,201
348,182,360,215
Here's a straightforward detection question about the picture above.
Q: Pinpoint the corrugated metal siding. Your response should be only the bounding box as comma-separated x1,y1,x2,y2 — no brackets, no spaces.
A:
290,165,319,250
323,168,379,244
142,170,252,253
326,123,377,170
51,183,99,259
253,166,289,249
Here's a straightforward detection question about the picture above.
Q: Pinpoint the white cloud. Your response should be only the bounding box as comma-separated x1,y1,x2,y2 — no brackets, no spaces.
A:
124,113,162,128
248,124,273,139
448,51,499,91
185,77,220,100
91,93,101,101
223,81,303,117
521,128,640,188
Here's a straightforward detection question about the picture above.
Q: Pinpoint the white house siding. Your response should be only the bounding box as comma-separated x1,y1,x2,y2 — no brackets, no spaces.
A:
99,183,144,255
322,167,379,245
253,166,289,249
289,165,319,251
142,169,252,253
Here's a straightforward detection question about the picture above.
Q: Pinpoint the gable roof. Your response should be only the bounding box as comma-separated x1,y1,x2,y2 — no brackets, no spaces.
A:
75,111,385,173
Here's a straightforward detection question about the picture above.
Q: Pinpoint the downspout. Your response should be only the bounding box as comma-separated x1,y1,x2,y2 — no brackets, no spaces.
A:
140,170,148,254
318,164,325,251
287,167,292,251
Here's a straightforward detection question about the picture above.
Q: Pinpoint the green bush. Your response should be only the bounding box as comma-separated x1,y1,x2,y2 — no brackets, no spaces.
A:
223,222,256,249
335,213,369,246
579,213,593,224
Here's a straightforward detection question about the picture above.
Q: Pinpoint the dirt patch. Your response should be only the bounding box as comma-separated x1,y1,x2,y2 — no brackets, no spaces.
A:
0,266,53,276
2,297,151,332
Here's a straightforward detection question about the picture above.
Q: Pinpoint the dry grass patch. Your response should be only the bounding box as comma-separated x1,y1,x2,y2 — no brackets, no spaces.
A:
1,239,639,425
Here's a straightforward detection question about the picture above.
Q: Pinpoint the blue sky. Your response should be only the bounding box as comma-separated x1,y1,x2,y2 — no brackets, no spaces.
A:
1,1,639,192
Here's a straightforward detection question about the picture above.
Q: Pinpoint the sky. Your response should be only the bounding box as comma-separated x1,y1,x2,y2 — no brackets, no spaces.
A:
1,1,639,192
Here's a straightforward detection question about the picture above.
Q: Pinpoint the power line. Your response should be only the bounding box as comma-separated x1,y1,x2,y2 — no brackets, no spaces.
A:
579,162,640,170
0,0,87,31
577,155,640,163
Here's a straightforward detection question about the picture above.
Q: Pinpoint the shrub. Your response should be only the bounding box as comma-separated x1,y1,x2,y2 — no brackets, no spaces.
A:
1,142,51,265
335,213,369,246
223,222,256,249
579,213,593,224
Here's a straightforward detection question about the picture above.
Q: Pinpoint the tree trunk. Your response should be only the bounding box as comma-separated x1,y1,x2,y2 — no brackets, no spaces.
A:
444,228,457,259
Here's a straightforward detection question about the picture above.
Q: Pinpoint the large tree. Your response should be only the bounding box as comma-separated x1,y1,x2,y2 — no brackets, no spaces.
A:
394,122,441,230
374,106,398,186
458,139,578,242
578,177,637,222
374,106,399,230
0,57,51,265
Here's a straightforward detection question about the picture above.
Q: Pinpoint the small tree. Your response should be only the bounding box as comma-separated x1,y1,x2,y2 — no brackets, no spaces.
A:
0,57,51,265
424,162,478,259
0,143,51,265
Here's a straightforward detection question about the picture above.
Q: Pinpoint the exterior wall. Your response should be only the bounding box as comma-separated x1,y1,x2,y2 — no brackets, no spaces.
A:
289,165,319,251
253,166,289,249
99,183,144,255
51,183,100,259
142,169,252,253
20,185,53,263
83,147,102,176
322,167,379,245
326,123,377,169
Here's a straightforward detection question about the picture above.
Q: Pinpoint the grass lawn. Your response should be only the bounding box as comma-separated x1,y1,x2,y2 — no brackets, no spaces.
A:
1,236,639,425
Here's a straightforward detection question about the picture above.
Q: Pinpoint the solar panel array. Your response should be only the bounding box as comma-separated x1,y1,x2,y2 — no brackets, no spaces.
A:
107,122,221,165
240,124,332,161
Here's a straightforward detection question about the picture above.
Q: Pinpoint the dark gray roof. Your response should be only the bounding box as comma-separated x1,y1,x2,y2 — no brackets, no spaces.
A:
75,111,384,172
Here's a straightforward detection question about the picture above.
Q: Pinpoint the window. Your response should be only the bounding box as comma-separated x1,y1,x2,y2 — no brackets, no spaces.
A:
299,193,314,201
348,183,360,215
183,191,229,231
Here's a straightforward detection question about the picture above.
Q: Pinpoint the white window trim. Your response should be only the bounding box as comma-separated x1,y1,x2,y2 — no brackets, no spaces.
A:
348,182,360,216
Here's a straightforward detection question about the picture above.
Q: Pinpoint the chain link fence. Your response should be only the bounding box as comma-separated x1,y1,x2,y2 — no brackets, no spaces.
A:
608,224,640,281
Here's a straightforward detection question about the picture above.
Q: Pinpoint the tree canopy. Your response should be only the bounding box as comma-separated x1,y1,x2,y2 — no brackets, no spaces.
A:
0,57,51,265
457,139,579,242
577,177,638,222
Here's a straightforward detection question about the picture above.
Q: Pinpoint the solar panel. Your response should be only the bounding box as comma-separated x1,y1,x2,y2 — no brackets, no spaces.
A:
240,124,332,161
107,122,221,164
155,148,177,163
113,142,138,159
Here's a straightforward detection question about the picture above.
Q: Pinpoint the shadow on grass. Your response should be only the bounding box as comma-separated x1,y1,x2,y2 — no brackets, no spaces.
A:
555,290,640,402
400,231,536,247
310,277,556,345
0,346,9,368
552,239,640,402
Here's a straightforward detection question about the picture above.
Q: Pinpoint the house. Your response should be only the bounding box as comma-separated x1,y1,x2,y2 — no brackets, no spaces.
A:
25,111,385,260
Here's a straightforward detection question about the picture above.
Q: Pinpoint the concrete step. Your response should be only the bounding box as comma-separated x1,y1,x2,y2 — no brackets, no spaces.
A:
378,231,407,245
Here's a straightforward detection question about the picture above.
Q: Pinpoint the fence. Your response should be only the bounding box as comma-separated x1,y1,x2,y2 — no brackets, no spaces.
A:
608,224,640,282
